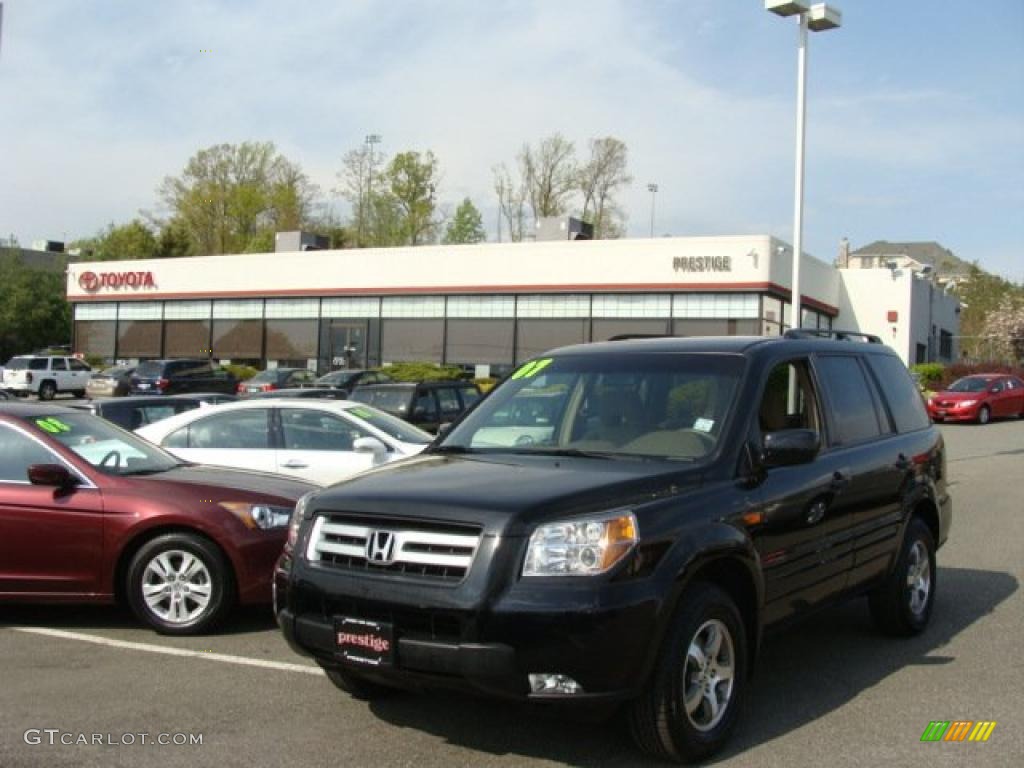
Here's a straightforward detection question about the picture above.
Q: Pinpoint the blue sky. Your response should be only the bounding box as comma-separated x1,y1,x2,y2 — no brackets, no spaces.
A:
1,0,1021,279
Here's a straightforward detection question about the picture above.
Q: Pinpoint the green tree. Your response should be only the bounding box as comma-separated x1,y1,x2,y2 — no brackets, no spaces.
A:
384,151,440,246
0,254,71,362
71,219,159,261
159,141,319,255
443,198,486,244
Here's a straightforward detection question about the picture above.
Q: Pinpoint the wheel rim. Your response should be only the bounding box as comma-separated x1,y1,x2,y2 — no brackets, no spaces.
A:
979,407,989,424
141,550,213,625
682,619,735,732
906,540,931,617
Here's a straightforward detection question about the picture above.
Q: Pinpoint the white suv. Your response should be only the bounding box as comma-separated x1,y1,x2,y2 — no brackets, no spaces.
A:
1,355,93,400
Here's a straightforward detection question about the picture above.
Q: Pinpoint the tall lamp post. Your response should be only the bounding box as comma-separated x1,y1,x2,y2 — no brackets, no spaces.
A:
363,133,382,245
765,1,841,330
647,183,658,238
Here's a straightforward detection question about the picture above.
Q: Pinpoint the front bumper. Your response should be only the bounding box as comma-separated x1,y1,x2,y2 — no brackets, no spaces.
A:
274,560,661,703
928,404,979,422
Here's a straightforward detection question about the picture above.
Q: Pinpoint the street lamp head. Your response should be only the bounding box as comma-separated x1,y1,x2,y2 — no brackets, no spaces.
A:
365,134,382,144
765,0,809,17
807,3,841,30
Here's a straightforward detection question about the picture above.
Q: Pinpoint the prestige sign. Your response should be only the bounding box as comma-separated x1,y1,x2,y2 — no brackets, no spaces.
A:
673,256,732,273
78,270,156,293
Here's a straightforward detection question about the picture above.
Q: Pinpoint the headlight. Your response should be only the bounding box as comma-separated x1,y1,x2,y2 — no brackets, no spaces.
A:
285,491,317,552
523,511,637,577
221,502,294,531
958,400,976,407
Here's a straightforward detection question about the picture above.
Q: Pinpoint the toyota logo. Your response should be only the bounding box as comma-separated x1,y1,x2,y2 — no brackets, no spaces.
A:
78,271,100,292
365,530,396,565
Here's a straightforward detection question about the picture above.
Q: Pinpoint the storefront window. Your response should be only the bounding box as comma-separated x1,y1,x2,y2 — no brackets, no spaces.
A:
212,320,262,359
515,319,589,361
75,321,116,359
266,319,318,360
445,320,514,366
164,320,211,358
672,319,761,337
117,321,162,358
592,319,670,340
381,319,443,363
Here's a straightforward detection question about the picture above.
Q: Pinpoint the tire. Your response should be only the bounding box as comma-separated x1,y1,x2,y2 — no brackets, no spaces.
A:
629,583,747,764
320,665,397,701
38,380,57,401
73,389,86,399
869,516,936,637
126,533,235,635
977,405,990,425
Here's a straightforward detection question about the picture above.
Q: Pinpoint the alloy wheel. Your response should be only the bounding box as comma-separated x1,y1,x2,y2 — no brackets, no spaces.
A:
682,619,736,732
141,549,213,625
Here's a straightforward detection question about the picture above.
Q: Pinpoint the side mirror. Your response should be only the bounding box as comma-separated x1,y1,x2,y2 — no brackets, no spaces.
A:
353,436,387,458
762,429,820,468
27,463,79,489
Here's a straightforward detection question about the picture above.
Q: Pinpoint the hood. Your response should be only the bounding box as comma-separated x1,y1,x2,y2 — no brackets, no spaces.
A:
932,390,987,402
310,452,702,535
133,464,316,502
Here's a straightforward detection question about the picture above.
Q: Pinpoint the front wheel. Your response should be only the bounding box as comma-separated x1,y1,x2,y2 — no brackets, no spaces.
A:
126,533,234,635
38,381,57,400
629,583,747,764
869,516,936,636
977,405,991,425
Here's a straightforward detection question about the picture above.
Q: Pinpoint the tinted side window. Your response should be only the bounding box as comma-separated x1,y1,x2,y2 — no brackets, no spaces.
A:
866,354,931,433
436,387,461,417
185,409,270,449
281,409,371,451
816,356,884,445
759,360,821,434
460,387,481,407
51,358,68,371
29,358,49,370
413,391,438,420
0,425,60,482
69,359,91,371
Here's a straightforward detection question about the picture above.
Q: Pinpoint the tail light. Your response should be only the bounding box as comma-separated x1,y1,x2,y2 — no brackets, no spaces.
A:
236,382,246,393
26,372,34,384
156,378,170,391
262,383,277,392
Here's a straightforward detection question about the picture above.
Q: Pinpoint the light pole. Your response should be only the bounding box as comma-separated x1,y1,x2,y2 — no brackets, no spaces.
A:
647,183,658,238
364,133,382,245
766,1,841,330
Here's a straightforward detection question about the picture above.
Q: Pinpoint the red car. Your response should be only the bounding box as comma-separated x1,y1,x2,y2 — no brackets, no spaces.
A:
0,403,316,634
926,374,1024,424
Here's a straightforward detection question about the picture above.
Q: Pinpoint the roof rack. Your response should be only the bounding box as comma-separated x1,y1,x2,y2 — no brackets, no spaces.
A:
783,328,883,344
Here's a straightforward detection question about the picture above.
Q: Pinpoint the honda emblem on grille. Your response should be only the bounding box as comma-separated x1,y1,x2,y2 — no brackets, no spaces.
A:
366,530,396,565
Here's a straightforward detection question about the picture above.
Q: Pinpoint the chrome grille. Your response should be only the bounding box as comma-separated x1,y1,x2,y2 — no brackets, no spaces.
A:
307,515,481,582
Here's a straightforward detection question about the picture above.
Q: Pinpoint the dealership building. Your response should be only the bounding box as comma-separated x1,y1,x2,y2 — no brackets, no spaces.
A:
65,234,960,375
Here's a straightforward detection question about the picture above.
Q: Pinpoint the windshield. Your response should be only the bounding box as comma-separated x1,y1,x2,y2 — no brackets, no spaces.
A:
318,371,356,387
250,370,279,383
101,366,132,377
346,404,432,444
136,361,165,377
349,388,412,414
440,353,744,461
948,377,991,393
29,412,184,476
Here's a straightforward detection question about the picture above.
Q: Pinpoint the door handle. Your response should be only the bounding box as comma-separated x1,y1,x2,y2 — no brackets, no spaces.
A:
829,470,850,492
281,460,308,469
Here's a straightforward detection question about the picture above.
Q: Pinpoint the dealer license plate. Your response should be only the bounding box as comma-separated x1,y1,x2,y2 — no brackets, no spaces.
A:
336,618,394,667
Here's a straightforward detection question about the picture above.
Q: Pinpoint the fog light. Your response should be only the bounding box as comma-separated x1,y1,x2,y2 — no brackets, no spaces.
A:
528,673,584,695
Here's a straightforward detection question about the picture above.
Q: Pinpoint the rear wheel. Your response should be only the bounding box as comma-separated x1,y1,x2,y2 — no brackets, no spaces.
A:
320,665,397,701
977,405,990,425
38,380,57,400
73,389,86,399
629,583,747,764
869,516,936,636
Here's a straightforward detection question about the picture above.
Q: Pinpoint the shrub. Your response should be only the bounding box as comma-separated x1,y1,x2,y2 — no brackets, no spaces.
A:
84,354,107,370
378,362,464,382
910,363,945,387
224,363,258,381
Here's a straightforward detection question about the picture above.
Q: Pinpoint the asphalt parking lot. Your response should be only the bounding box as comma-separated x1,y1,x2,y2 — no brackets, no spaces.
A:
1,420,1021,768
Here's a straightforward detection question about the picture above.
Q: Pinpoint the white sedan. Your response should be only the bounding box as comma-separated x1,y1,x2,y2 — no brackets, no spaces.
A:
135,399,432,486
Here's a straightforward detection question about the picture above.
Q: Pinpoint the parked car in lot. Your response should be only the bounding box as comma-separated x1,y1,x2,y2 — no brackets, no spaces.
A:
246,387,349,401
85,365,136,398
68,394,229,431
0,403,315,634
314,369,392,392
1,355,92,400
926,374,1024,424
130,359,237,396
136,399,432,486
348,380,482,433
237,367,317,396
275,331,952,763
0,390,10,401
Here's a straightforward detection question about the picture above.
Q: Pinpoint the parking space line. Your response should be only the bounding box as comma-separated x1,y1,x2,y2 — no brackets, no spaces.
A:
9,627,322,676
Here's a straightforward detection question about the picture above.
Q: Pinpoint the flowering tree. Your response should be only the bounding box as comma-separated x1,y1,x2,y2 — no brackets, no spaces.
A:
983,295,1024,362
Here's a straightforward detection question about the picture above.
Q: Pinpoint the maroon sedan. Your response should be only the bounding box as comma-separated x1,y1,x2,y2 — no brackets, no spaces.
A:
926,374,1024,424
0,403,316,634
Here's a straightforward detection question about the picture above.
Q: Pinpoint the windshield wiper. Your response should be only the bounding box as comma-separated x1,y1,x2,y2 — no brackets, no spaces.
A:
431,445,474,454
510,448,614,460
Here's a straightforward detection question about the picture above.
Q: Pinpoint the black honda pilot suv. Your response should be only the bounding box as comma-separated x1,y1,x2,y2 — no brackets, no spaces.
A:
275,331,951,763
